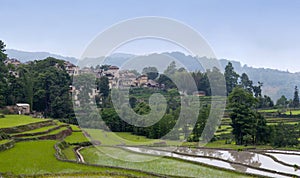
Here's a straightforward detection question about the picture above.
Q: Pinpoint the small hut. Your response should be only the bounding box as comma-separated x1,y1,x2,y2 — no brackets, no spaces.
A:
16,103,30,115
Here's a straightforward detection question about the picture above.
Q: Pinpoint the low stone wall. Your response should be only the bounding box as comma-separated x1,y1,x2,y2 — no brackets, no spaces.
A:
12,125,62,137
0,140,15,152
14,127,72,142
0,120,55,134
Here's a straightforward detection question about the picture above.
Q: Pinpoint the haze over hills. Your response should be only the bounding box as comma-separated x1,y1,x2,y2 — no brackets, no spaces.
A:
6,49,300,101
6,49,78,64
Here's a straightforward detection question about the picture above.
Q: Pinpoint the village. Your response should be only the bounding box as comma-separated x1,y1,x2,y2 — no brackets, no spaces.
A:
3,58,170,113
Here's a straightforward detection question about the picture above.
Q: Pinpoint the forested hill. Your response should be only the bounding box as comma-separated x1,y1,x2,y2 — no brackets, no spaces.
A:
7,49,299,100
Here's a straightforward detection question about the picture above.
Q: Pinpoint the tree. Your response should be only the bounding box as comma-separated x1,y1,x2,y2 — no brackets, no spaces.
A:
0,40,7,61
228,87,262,145
0,40,8,107
293,86,299,108
164,61,176,75
224,62,239,95
271,122,299,147
276,95,288,108
191,71,210,96
240,73,253,94
142,66,159,80
189,105,210,142
97,76,109,98
257,95,274,109
31,57,74,118
253,82,263,98
157,74,176,89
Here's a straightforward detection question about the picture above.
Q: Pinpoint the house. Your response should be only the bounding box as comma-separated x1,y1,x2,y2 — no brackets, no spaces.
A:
4,58,21,67
118,70,137,88
135,75,148,87
16,103,30,115
146,80,159,88
64,61,79,76
193,91,206,96
106,66,119,78
80,67,93,74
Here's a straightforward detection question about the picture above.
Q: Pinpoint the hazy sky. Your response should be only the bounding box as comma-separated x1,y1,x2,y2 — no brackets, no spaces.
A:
1,0,300,72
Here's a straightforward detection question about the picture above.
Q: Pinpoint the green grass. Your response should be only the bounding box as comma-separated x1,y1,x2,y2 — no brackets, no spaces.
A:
54,120,69,126
62,145,77,161
215,125,232,136
80,146,251,178
0,115,49,128
285,110,300,115
258,109,278,113
70,124,82,131
0,140,157,177
115,132,154,142
84,129,189,146
204,139,273,150
64,132,89,144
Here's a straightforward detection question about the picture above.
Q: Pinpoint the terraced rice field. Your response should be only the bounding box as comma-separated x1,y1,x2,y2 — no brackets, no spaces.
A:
80,146,251,178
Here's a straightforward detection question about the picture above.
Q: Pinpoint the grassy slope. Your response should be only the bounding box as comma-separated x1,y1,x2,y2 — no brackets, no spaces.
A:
80,146,251,178
64,132,89,144
62,145,77,161
84,129,189,146
0,115,48,128
0,140,155,177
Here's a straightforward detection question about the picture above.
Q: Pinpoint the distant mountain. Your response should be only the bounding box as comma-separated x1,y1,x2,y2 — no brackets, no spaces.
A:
6,49,78,64
6,49,299,101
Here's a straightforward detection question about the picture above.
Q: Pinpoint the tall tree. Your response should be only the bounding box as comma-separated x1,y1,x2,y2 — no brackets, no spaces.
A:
0,40,8,107
228,87,263,145
224,62,239,95
253,82,263,98
142,66,159,80
164,61,176,75
0,40,7,61
97,76,109,98
240,73,253,94
293,86,299,108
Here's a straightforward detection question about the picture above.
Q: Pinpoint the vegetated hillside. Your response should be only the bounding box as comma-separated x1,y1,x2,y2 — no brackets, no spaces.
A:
7,49,298,100
219,59,300,100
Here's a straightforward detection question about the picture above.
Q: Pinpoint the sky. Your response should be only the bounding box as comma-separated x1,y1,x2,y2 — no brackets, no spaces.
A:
1,0,300,72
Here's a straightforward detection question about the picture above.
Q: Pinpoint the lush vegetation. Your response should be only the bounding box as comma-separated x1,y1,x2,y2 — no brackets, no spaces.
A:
0,40,74,120
0,115,48,128
0,140,155,177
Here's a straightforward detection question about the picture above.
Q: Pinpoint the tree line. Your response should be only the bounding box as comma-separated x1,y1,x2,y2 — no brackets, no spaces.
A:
0,40,74,119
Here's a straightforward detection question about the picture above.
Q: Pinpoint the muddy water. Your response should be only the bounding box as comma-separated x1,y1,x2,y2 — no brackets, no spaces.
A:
265,152,300,166
123,147,293,178
173,147,300,177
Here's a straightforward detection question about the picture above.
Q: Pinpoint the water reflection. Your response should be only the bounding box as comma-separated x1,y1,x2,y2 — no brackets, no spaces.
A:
123,146,296,178
174,146,300,177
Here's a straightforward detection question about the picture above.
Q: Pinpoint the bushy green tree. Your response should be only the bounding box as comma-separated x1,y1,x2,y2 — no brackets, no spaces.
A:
142,66,159,80
224,62,239,95
240,73,253,94
276,95,288,108
229,87,268,145
271,122,299,147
